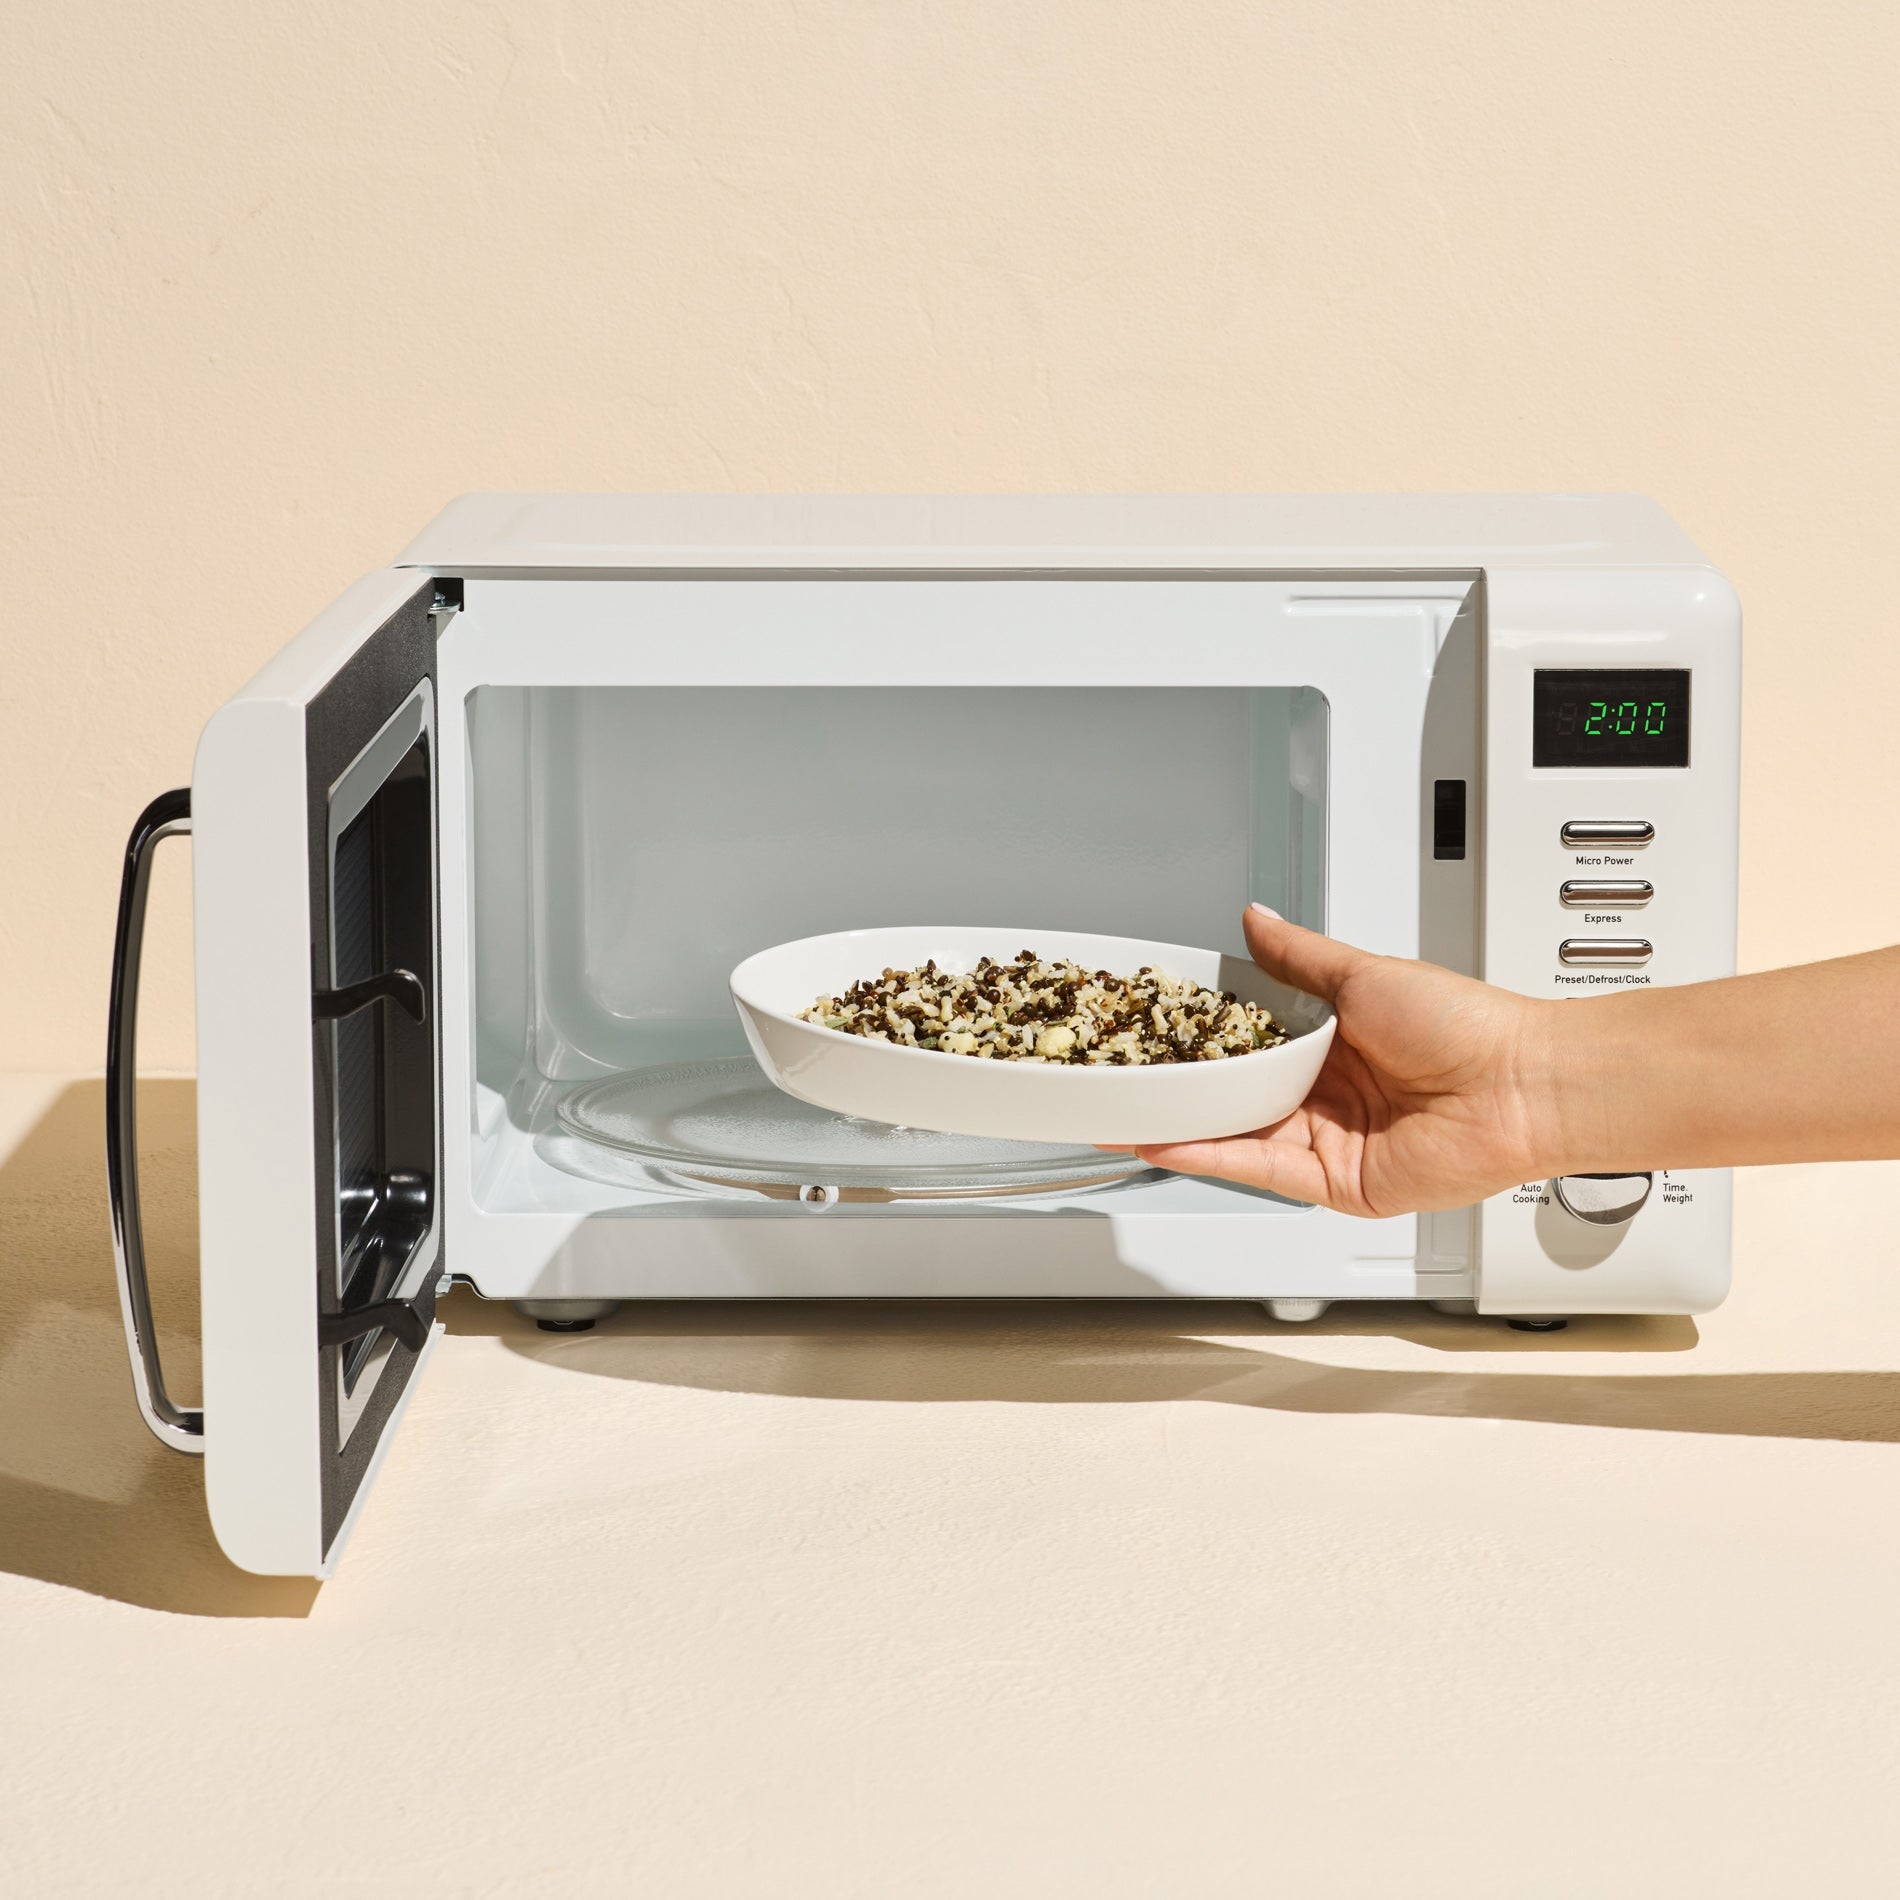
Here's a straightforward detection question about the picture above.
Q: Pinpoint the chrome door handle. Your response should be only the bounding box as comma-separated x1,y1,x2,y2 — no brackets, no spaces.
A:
105,789,205,1454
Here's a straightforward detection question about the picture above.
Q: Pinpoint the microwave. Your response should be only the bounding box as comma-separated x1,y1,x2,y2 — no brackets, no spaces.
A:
105,493,1741,1576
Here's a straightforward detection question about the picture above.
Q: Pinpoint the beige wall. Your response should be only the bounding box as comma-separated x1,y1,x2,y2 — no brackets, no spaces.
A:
6,1,1897,1071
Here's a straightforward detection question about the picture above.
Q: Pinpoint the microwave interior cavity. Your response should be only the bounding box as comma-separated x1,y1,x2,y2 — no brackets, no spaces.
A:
468,683,1328,1201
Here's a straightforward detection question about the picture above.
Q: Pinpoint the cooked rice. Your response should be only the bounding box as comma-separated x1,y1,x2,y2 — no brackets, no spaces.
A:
800,949,1288,1066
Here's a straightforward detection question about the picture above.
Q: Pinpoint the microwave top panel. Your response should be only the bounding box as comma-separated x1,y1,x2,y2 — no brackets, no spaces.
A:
392,492,1717,577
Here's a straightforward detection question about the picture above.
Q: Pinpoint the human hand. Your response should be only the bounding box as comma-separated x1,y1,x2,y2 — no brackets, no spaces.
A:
1121,905,1558,1216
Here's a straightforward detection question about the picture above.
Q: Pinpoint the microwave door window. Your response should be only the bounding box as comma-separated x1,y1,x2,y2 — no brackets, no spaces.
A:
332,810,381,1332
329,797,431,1399
326,730,436,1418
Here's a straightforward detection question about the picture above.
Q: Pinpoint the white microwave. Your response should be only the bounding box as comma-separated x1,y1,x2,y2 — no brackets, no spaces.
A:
106,493,1741,1576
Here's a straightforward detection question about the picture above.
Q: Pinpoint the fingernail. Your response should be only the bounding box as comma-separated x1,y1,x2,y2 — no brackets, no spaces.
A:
1249,902,1282,920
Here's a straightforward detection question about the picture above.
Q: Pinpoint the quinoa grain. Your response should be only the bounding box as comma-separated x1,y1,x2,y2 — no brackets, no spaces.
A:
802,950,1288,1066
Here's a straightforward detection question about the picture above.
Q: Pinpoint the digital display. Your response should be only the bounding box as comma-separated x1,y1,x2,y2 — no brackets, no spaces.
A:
1533,668,1690,769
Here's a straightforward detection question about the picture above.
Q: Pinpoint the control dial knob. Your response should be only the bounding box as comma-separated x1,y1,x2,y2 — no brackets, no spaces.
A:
1552,1172,1654,1226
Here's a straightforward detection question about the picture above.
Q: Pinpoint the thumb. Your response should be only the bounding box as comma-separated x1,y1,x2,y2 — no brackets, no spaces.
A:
1242,903,1370,1005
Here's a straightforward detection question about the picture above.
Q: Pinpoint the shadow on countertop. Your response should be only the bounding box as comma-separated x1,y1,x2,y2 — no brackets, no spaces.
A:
448,1297,1900,1444
5,1079,1898,1620
0,1081,317,1620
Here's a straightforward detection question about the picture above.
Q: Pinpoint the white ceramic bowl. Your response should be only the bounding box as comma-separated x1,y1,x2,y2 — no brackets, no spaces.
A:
730,926,1337,1147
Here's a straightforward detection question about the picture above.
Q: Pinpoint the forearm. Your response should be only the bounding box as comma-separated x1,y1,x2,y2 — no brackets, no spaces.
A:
1527,947,1900,1175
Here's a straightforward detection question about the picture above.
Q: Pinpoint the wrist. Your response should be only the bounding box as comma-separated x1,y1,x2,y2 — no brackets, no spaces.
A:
1515,989,1662,1179
1511,996,1606,1181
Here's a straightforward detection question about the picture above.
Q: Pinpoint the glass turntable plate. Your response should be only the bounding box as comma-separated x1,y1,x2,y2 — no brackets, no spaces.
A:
555,1057,1150,1199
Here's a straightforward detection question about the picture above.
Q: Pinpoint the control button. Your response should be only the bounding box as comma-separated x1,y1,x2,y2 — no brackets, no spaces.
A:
1557,938,1652,965
1560,820,1655,848
1553,1172,1653,1226
1560,879,1654,908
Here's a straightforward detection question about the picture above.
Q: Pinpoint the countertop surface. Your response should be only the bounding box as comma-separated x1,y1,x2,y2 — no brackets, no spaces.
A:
5,1073,1898,1897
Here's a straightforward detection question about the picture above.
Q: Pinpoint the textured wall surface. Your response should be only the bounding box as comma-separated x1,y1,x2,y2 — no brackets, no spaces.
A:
5,1,1899,1066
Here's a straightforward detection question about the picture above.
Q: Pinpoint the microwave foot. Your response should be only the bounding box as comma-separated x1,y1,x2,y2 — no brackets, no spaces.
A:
1428,1298,1478,1317
515,1298,622,1334
1263,1298,1330,1324
1506,1316,1569,1333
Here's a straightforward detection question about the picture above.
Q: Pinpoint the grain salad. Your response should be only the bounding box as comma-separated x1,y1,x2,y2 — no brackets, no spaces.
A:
799,950,1289,1066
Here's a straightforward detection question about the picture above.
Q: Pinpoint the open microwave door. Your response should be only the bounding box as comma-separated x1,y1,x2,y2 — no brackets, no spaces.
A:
193,571,449,1577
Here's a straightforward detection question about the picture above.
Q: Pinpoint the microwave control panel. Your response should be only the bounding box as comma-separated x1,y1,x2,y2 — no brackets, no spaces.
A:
1475,565,1741,1317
